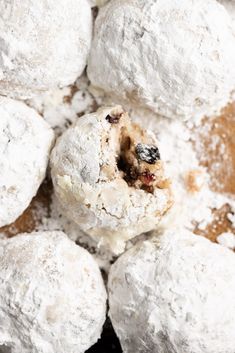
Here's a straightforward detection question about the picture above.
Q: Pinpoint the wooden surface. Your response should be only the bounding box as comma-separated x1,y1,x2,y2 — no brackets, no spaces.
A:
193,102,235,242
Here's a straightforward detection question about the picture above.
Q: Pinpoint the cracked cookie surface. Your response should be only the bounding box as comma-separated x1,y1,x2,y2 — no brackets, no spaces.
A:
50,106,172,253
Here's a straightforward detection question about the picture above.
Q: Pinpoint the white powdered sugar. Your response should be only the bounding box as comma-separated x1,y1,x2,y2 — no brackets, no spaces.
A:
0,0,92,99
219,0,235,34
217,232,235,249
0,231,107,353
27,75,95,136
88,0,110,6
108,229,235,353
0,97,54,227
88,0,235,121
50,105,172,254
38,193,116,272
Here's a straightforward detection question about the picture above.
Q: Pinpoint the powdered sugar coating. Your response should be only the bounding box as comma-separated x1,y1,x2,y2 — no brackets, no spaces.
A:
88,0,110,6
50,106,171,254
217,232,235,249
219,0,235,34
88,0,235,120
0,231,107,353
0,97,54,226
0,0,92,99
109,229,235,353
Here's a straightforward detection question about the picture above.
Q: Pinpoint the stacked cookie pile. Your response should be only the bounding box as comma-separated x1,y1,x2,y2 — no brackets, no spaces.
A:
0,1,235,353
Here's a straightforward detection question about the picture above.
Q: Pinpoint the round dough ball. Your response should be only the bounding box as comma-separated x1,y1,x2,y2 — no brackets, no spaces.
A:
0,231,107,353
0,0,92,99
108,229,235,353
50,106,172,254
0,97,54,227
219,0,235,35
88,0,235,121
88,0,110,6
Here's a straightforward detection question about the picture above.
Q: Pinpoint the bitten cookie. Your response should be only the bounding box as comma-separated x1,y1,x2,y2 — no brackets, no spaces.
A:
0,97,54,227
0,0,92,98
108,229,235,353
88,0,235,120
0,231,107,353
50,106,172,254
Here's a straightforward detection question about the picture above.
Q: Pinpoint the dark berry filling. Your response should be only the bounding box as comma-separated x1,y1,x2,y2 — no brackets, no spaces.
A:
139,171,156,185
117,138,161,193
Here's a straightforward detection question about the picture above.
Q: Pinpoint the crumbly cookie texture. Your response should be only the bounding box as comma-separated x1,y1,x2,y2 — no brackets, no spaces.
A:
108,229,235,353
0,97,54,227
0,231,107,353
50,106,172,254
0,0,92,99
88,0,235,121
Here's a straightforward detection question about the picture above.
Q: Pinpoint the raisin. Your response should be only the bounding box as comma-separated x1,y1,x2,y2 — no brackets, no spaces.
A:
105,113,122,124
135,143,160,164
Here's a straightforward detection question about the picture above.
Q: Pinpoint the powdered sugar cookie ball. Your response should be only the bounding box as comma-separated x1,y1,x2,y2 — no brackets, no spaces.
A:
51,106,172,254
0,231,107,353
0,97,54,227
109,229,235,353
0,0,92,99
89,0,110,6
219,0,235,34
88,0,235,120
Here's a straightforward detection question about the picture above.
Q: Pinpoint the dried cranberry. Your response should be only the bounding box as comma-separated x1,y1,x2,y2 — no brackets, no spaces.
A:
139,171,156,185
135,143,160,164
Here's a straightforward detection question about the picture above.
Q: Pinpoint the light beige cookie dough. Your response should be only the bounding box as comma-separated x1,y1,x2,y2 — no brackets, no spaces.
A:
108,229,235,353
0,231,107,353
88,0,235,120
0,0,92,99
50,106,172,254
0,97,54,227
